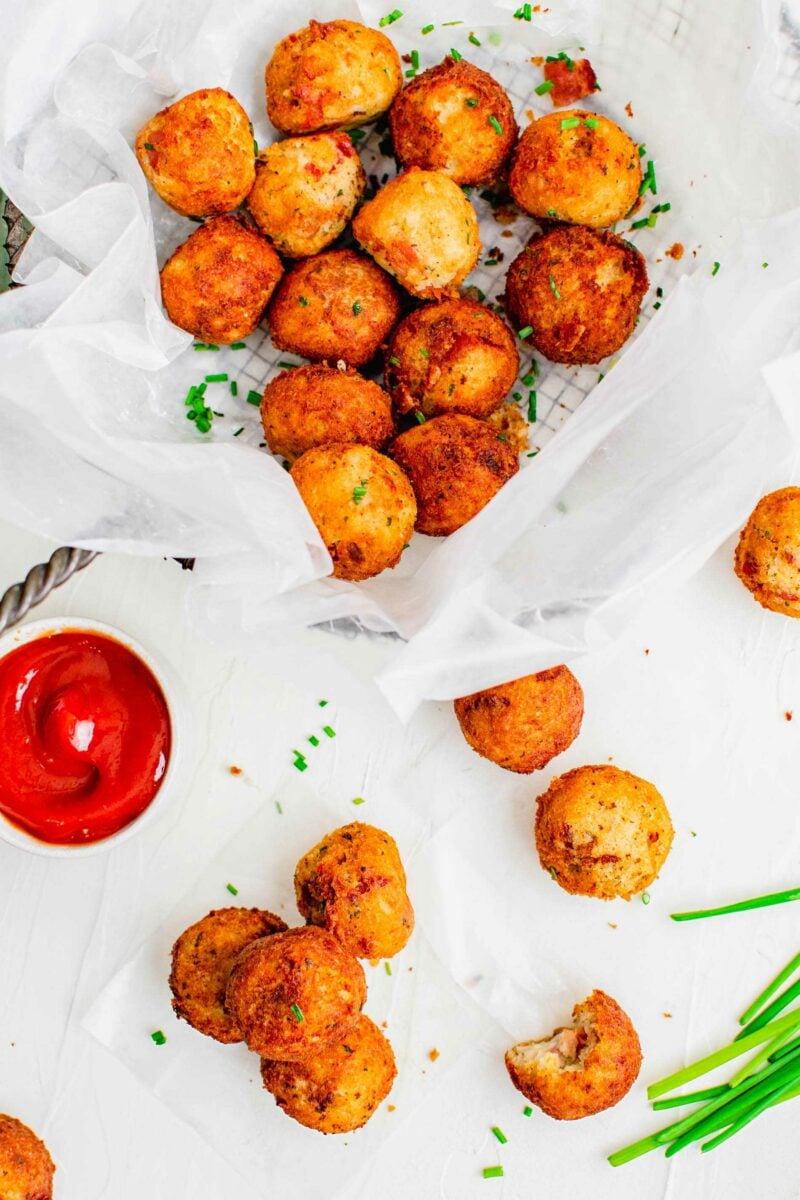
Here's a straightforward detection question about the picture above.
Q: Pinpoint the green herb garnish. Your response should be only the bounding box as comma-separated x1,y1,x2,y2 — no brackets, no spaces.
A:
535,80,554,95
379,8,403,26
290,1003,305,1022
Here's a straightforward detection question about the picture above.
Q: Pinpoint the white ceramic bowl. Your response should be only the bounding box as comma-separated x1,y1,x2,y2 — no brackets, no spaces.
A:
0,616,191,858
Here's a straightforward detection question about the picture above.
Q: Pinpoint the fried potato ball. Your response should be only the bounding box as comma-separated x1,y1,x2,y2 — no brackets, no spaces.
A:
454,665,584,774
262,364,395,461
353,168,481,300
135,88,255,217
505,989,642,1120
247,132,366,258
385,299,519,420
266,20,402,135
169,907,288,1044
291,443,416,581
734,488,800,618
508,110,640,229
0,1114,55,1200
160,215,284,344
535,764,674,900
268,249,402,366
226,926,366,1061
505,226,647,365
389,57,518,186
295,822,414,959
388,413,518,536
261,1015,396,1134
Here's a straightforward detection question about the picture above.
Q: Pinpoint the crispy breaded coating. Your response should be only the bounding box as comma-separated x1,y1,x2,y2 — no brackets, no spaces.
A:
384,299,519,420
505,990,642,1119
535,764,674,900
225,926,366,1061
266,20,402,134
291,443,416,580
247,132,366,258
353,168,481,300
390,57,517,186
0,1114,55,1200
734,488,800,618
389,413,518,536
295,822,414,959
505,226,647,365
261,1015,396,1133
454,666,584,773
509,110,640,229
262,364,395,461
135,88,255,218
160,215,283,344
169,907,288,1043
268,249,402,367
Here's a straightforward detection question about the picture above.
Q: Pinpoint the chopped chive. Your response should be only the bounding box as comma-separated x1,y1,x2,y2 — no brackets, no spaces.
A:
491,1126,507,1144
293,757,308,773
712,261,721,276
482,1167,504,1180
450,47,463,60
522,371,536,386
414,411,427,423
143,142,155,150
352,301,362,315
420,347,430,358
253,138,258,156
411,49,420,69
384,960,392,974
299,296,309,307
639,159,657,195
421,22,434,33
442,19,463,25
642,892,651,905
518,326,533,339
469,32,481,45
230,381,238,396
630,217,651,230
277,360,298,369
322,725,336,738
653,301,661,309
151,1030,167,1045
389,356,401,366
488,115,503,135
546,207,557,218
762,261,769,268
535,80,554,95
523,1,532,16
246,390,261,406
233,427,244,437
290,1003,305,1022
352,483,368,504
353,796,366,805
379,8,403,26
548,273,561,299
275,800,283,814
656,286,664,297
672,884,800,922
230,341,246,349
204,373,228,383
584,117,599,129
740,952,800,1027
195,417,211,433
193,343,220,351
226,882,239,895
560,117,580,130
638,144,647,156
523,1105,533,1116
319,699,329,707
527,391,537,422
512,392,522,402
465,97,480,108
526,450,538,457
308,735,320,747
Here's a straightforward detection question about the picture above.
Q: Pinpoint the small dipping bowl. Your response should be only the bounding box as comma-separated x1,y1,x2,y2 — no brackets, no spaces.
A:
0,617,191,858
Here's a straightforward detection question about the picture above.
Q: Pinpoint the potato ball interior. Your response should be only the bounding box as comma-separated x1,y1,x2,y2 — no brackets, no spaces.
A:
734,487,800,618
509,110,640,228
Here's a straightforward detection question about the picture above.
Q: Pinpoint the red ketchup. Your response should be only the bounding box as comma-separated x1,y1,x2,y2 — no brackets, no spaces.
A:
0,630,171,846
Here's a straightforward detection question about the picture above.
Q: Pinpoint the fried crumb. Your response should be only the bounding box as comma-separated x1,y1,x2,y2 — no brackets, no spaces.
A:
229,765,243,775
525,108,535,122
786,711,793,721
666,243,684,260
608,923,617,929
663,1012,673,1018
531,56,544,66
494,204,518,226
388,1104,396,1112
369,958,381,968
428,1048,440,1062
625,101,633,118
644,648,650,655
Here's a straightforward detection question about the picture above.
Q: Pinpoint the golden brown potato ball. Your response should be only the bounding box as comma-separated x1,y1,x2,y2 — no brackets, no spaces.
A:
261,1015,396,1134
268,249,402,366
508,110,640,229
160,215,283,344
135,88,255,218
353,168,481,300
0,1114,55,1200
734,488,800,618
291,443,416,581
388,413,518,537
225,926,366,1061
505,989,642,1120
385,299,519,421
505,226,647,365
535,764,674,901
389,57,518,186
266,20,402,135
247,132,366,258
262,364,395,461
295,822,414,959
454,665,584,774
169,907,288,1044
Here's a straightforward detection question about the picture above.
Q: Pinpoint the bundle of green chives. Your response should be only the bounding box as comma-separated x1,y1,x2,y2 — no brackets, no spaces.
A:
609,951,800,1165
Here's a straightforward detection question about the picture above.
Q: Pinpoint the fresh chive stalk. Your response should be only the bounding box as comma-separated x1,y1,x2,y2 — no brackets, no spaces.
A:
671,885,800,922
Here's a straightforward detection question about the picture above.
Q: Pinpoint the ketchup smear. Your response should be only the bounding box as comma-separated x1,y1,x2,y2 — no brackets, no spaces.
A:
0,630,171,845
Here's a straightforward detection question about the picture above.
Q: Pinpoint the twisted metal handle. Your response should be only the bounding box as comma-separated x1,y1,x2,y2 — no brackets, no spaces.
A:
0,547,98,635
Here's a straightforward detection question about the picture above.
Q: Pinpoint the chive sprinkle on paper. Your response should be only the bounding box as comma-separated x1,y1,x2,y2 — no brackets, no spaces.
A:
151,1030,167,1046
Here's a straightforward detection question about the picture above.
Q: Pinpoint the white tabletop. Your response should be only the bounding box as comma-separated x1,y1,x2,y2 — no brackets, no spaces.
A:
2,515,800,1200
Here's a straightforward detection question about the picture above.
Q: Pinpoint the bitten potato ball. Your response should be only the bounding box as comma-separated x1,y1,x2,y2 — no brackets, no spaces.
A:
454,665,584,774
390,57,518,186
385,299,519,420
160,215,283,344
508,110,640,229
247,132,366,258
295,822,414,959
734,488,800,618
0,1114,55,1200
169,907,288,1043
291,443,416,581
225,926,366,1061
505,989,642,1120
135,88,255,217
505,226,647,364
353,168,481,300
535,764,674,900
266,19,402,134
389,413,518,537
262,364,395,461
261,1015,396,1134
268,249,402,366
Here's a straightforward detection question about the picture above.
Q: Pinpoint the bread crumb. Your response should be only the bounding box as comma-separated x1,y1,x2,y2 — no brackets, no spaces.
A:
786,711,793,721
428,1048,440,1062
229,765,243,776
666,243,684,260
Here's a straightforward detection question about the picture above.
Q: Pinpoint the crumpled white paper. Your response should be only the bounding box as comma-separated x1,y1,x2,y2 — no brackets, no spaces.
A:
3,0,800,718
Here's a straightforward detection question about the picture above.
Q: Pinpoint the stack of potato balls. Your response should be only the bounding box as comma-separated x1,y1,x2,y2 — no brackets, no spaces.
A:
135,17,650,583
169,821,413,1134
